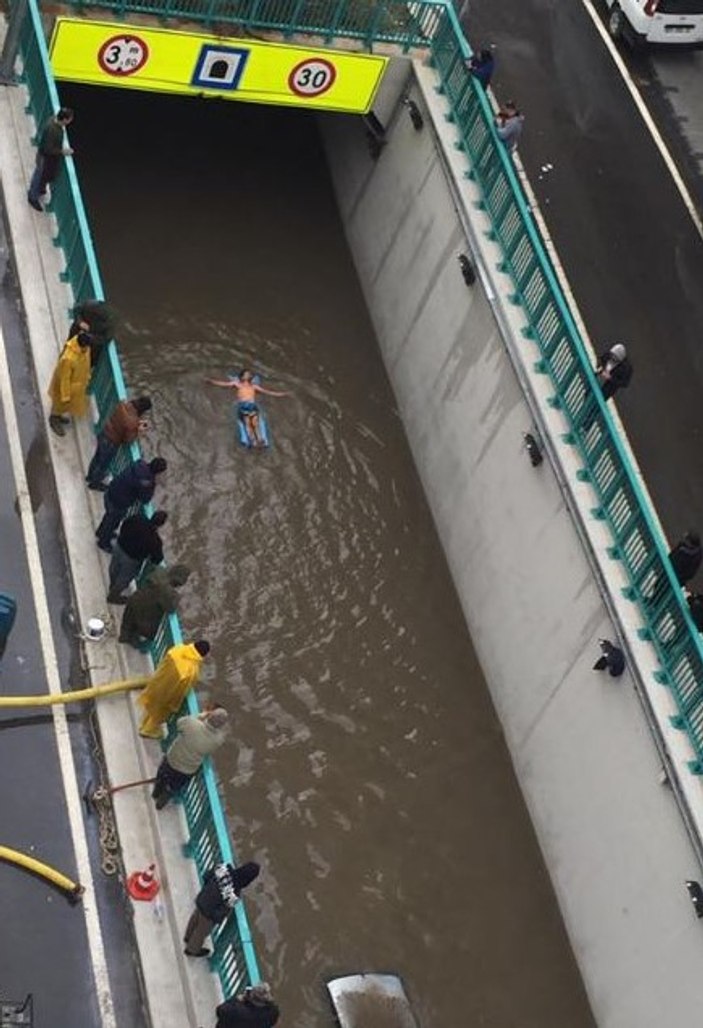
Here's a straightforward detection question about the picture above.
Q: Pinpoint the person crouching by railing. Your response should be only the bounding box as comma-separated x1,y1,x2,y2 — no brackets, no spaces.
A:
151,706,229,810
86,394,151,492
47,330,93,437
184,860,260,959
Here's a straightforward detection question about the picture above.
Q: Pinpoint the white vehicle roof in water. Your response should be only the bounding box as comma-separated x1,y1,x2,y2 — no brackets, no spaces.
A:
326,974,420,1028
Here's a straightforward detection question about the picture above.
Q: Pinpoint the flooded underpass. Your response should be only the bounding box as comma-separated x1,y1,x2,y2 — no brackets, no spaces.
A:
63,82,595,1027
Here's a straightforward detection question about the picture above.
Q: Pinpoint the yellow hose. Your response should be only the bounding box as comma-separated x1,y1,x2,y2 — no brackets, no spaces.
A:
0,845,84,902
0,676,147,707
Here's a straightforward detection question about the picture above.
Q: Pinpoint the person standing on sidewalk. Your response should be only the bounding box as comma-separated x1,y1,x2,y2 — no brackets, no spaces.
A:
107,509,167,604
138,639,210,738
47,330,93,437
95,456,167,553
151,706,229,809
86,395,152,491
214,983,280,1027
27,107,74,212
669,532,702,587
467,47,495,89
119,564,191,648
595,343,633,401
495,101,524,153
184,860,260,958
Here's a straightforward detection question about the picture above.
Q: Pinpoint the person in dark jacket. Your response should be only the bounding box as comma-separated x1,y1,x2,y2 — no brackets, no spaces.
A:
669,532,702,587
184,861,260,957
592,638,625,677
119,564,191,646
107,510,168,603
467,47,494,89
594,343,633,401
95,457,167,553
215,983,280,1027
86,395,151,491
27,107,73,212
687,591,703,632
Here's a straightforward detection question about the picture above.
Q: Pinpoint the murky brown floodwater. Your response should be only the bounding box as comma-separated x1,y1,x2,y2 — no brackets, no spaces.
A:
64,83,594,1027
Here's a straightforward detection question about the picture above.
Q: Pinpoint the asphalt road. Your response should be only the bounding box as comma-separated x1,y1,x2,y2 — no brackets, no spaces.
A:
0,213,146,1025
465,0,703,540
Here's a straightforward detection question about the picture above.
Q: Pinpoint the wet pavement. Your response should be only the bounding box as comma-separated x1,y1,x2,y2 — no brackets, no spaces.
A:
466,0,703,538
64,82,595,1027
0,208,146,1025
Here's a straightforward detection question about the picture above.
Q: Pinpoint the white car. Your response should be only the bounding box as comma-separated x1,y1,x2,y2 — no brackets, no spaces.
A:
604,0,703,47
326,974,420,1028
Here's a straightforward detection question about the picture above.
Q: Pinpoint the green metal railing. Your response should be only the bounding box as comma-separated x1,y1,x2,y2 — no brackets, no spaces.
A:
62,0,445,49
426,8,703,768
16,0,260,998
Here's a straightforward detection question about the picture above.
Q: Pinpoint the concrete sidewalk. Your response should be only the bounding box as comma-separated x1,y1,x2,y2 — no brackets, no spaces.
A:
0,70,222,1028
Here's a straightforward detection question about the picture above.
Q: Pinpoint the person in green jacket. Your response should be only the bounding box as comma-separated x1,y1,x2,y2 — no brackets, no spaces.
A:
118,564,191,649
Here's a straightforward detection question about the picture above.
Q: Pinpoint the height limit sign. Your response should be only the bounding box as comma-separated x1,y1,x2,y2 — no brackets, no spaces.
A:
97,34,149,76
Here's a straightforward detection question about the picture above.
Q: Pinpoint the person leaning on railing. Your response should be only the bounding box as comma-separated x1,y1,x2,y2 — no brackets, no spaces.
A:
495,100,524,153
85,394,152,492
184,860,260,959
212,982,280,1027
137,638,210,739
118,564,191,650
27,106,73,213
151,705,228,810
68,298,119,368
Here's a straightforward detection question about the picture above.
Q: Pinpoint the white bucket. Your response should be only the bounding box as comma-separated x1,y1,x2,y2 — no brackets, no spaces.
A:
86,617,106,640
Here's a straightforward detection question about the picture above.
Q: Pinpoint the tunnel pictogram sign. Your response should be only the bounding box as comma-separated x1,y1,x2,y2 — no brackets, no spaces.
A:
191,45,250,91
49,19,388,114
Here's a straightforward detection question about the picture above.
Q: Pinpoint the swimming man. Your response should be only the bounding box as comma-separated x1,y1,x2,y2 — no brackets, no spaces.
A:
205,369,290,446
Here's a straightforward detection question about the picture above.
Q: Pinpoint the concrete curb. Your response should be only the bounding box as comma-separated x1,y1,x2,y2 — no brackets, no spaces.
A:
0,74,222,1028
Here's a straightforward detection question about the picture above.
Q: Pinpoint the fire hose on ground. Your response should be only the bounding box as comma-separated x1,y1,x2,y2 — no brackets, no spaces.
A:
0,676,147,707
0,845,84,903
0,677,151,875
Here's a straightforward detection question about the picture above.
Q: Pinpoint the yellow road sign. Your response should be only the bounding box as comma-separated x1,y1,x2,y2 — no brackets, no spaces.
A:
49,18,388,114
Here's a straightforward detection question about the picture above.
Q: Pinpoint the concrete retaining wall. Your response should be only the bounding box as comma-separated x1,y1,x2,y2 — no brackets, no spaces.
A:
320,62,703,1028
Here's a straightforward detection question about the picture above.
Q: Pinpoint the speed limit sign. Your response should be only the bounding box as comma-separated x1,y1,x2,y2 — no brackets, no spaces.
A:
288,58,337,98
97,34,149,77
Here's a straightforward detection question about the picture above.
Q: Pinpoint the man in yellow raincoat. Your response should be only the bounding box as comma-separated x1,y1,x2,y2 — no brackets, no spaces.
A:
47,329,92,437
138,639,210,738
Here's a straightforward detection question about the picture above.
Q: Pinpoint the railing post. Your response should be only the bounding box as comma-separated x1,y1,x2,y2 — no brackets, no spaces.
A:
0,0,28,85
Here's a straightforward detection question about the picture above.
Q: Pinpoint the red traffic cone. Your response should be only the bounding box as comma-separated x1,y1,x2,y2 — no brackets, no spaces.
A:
127,863,160,902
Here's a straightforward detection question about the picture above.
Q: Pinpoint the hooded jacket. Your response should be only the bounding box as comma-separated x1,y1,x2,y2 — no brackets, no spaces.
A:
47,335,91,417
122,566,189,640
138,642,204,725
